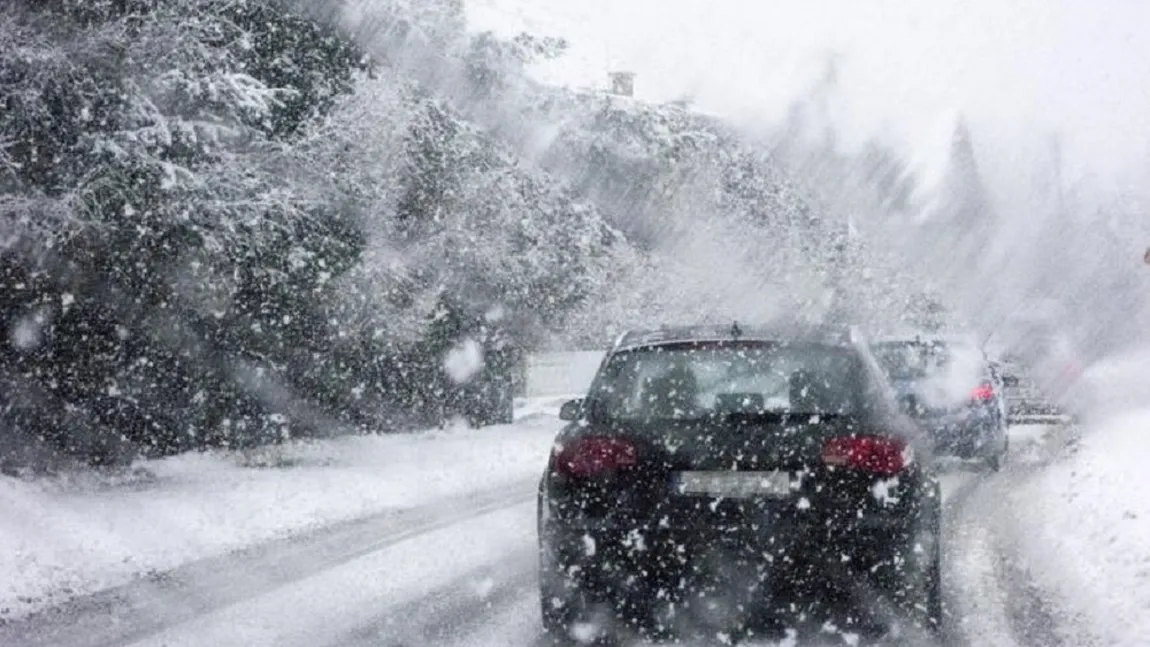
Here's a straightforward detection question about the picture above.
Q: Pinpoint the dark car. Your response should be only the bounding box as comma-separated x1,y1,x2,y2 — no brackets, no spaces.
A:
871,337,1009,471
537,324,942,643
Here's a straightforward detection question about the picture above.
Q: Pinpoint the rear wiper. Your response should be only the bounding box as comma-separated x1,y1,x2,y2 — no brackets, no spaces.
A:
723,410,786,423
785,411,849,420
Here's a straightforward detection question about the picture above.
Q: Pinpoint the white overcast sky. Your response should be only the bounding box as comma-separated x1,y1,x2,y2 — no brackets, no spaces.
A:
466,0,1150,199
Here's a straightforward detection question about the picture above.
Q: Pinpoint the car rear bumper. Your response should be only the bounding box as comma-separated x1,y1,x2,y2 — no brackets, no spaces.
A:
541,504,924,603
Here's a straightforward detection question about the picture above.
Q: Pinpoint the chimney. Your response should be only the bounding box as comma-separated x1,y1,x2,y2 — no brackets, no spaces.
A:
608,71,634,97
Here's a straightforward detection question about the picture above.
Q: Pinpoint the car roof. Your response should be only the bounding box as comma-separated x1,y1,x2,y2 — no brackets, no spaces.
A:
611,323,858,352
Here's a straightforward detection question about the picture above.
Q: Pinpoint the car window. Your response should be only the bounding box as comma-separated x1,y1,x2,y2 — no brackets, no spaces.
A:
873,342,953,380
874,342,986,376
587,341,862,420
873,341,991,408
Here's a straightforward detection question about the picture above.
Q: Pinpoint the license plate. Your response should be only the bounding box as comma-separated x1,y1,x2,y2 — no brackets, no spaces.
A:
675,471,794,498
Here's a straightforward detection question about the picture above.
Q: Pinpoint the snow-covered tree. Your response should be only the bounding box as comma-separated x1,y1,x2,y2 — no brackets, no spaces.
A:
0,0,858,468
0,0,371,464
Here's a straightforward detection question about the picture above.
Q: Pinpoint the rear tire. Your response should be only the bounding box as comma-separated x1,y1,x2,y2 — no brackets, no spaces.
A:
539,505,582,644
978,420,1006,472
540,589,577,642
897,488,943,634
986,429,1008,472
924,534,943,633
541,586,620,646
985,452,1001,472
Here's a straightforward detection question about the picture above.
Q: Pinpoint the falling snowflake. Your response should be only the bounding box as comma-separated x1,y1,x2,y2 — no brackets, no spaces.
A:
443,338,485,384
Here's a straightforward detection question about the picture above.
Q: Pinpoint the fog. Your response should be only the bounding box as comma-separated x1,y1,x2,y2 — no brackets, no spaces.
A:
469,0,1150,375
470,0,1150,190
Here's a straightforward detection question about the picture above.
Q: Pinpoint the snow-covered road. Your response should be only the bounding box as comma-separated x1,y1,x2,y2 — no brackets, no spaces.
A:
0,417,1082,647
4,352,1142,647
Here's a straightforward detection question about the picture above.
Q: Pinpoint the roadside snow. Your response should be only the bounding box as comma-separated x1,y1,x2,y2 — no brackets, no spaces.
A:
0,401,564,621
123,504,538,647
1011,410,1150,646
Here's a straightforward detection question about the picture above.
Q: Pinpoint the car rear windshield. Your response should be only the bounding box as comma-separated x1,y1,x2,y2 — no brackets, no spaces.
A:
587,341,863,421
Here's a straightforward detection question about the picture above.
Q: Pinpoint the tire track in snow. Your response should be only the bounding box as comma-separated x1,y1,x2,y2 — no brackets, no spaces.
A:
937,464,1007,644
0,480,537,647
943,506,1017,646
943,425,1075,647
331,549,537,647
114,503,537,647
990,541,1065,647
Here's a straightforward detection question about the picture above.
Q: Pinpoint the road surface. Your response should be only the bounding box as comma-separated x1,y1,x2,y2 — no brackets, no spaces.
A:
0,412,1078,647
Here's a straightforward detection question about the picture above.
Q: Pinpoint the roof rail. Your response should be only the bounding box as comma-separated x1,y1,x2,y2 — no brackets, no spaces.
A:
610,329,633,350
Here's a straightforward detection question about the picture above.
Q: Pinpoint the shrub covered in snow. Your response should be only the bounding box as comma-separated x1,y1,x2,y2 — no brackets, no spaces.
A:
0,0,375,466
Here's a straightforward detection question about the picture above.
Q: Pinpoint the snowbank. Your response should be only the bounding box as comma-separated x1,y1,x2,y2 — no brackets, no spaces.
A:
1074,347,1150,422
1011,409,1150,646
0,405,564,620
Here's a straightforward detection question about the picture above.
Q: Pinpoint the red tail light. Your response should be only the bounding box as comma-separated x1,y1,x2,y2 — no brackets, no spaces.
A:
554,436,637,478
822,435,909,477
970,384,995,401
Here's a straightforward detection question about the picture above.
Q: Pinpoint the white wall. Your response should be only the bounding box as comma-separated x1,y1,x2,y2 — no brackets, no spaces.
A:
525,351,605,398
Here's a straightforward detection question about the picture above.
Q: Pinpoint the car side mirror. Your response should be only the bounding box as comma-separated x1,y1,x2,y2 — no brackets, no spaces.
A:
1002,374,1020,387
558,399,584,421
